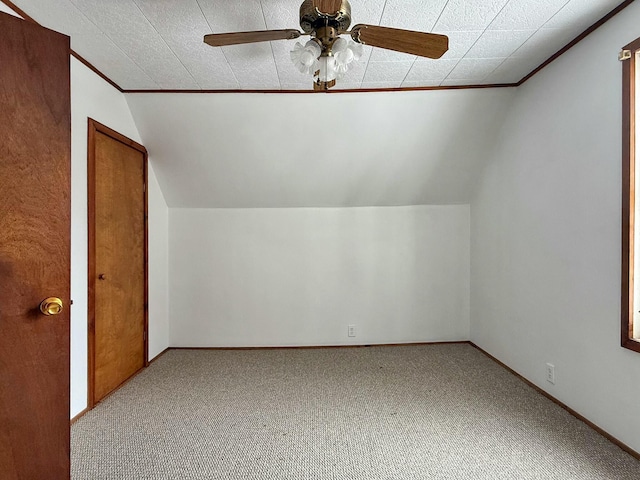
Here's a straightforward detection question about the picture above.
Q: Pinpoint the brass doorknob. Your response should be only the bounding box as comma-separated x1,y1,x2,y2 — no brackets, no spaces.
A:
40,297,63,316
98,274,106,280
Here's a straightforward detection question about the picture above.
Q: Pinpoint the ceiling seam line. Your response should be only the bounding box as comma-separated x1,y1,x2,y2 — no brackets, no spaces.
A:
399,57,416,87
359,0,390,88
66,0,159,88
431,0,451,31
400,0,449,89
195,0,240,88
378,0,411,88
469,0,561,83
131,0,202,89
503,0,573,60
488,27,543,82
377,0,389,24
440,0,511,86
538,0,573,30
259,1,282,91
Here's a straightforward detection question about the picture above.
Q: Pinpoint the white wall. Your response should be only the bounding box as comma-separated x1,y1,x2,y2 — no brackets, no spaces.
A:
170,206,469,347
148,166,170,358
471,3,640,454
126,88,514,208
70,58,169,417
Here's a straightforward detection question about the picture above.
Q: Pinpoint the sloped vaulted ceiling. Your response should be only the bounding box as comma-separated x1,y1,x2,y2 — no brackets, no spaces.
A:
126,88,515,207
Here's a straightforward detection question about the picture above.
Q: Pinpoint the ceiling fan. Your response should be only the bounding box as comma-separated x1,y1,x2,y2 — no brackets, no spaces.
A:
204,0,449,90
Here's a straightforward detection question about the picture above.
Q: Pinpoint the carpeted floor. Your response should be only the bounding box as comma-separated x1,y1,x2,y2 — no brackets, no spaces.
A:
72,344,640,479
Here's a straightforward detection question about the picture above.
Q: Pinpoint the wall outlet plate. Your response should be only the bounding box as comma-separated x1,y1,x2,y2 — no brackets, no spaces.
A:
546,363,555,384
348,325,356,337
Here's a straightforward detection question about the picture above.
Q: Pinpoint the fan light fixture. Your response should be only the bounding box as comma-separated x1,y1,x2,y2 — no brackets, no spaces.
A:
290,37,363,87
203,0,449,91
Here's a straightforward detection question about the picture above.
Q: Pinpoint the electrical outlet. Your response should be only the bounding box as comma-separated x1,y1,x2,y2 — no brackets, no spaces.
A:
348,324,356,337
546,363,555,384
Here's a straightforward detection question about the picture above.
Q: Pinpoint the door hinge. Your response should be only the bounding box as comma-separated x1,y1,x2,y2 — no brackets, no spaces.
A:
143,331,147,341
143,184,146,193
619,49,632,61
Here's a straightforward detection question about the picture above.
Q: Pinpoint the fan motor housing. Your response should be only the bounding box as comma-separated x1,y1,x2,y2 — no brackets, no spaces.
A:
299,0,352,34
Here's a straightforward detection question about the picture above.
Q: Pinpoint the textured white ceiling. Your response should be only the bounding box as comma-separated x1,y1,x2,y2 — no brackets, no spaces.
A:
6,0,625,90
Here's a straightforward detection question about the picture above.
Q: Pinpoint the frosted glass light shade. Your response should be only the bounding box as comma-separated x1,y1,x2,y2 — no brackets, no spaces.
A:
316,56,338,82
291,36,364,85
348,41,364,61
333,39,363,77
333,37,348,54
290,40,321,75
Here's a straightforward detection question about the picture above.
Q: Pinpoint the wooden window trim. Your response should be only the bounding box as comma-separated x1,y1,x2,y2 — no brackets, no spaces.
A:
622,38,640,353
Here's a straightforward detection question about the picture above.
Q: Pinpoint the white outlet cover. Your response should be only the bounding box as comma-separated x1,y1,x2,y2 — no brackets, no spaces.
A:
546,363,555,384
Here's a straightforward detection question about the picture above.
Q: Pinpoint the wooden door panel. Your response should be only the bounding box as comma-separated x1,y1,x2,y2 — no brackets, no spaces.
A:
92,128,146,403
0,12,71,480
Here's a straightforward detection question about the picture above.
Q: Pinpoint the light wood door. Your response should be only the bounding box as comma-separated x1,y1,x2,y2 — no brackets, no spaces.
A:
0,12,71,480
89,121,148,405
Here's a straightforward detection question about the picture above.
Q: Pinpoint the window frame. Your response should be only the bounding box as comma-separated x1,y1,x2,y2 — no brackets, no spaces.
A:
622,37,640,353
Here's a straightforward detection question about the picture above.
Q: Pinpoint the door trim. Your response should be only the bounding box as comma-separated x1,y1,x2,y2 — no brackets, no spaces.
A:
87,118,149,409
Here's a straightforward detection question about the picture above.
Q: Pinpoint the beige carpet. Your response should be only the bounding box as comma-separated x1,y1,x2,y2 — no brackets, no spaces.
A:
71,344,640,479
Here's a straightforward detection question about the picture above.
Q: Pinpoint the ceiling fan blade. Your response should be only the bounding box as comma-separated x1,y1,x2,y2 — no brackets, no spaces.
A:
351,25,448,59
312,0,343,15
204,29,302,47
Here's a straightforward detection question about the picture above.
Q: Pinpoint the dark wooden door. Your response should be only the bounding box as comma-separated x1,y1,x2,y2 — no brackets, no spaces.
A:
0,12,71,480
89,121,148,406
